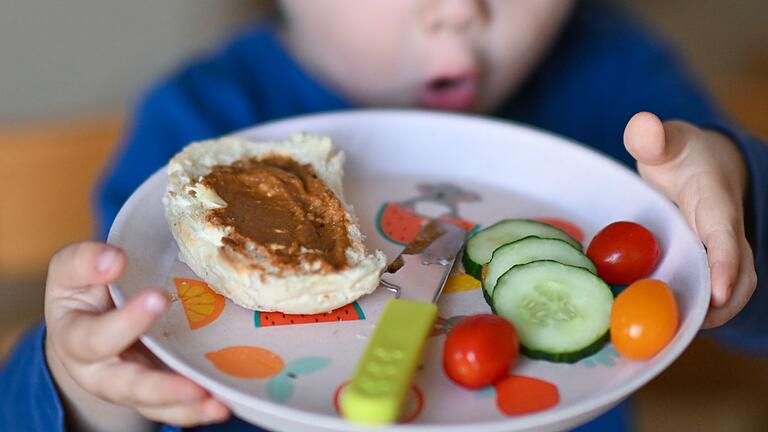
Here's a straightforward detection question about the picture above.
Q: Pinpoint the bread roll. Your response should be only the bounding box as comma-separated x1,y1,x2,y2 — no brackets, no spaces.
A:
163,134,386,314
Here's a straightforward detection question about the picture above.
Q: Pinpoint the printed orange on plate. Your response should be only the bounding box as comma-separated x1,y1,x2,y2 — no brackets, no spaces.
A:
174,278,226,330
205,346,285,379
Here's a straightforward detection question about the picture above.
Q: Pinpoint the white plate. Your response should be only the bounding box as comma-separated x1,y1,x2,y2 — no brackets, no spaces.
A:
108,110,709,432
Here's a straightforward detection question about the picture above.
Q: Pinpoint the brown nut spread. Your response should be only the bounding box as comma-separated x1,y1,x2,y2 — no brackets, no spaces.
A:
200,155,350,272
386,219,445,273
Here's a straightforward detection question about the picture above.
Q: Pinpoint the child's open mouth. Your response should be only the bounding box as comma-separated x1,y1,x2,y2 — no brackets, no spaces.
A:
418,75,478,111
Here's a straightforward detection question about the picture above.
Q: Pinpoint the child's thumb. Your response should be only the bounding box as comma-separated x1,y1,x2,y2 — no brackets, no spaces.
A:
47,241,125,293
624,111,687,167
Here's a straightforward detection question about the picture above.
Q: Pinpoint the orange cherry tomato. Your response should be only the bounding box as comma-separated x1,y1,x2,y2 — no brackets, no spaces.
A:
610,279,678,360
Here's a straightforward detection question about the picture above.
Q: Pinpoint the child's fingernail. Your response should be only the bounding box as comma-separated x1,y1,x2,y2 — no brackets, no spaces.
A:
144,292,167,313
95,247,120,273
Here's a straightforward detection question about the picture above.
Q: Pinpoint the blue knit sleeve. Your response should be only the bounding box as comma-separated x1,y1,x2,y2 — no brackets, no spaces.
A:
0,324,65,431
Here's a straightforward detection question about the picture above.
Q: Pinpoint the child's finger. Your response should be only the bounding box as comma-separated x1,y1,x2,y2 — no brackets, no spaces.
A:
137,398,230,427
84,361,208,407
60,290,167,362
120,342,168,369
685,174,758,328
702,238,758,328
47,242,125,294
624,112,688,167
701,227,741,307
687,180,743,307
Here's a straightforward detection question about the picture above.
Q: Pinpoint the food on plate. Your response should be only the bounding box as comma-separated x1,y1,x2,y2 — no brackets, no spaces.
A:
467,217,672,364
586,221,660,285
443,314,519,389
163,134,386,314
492,261,613,363
610,279,678,360
463,219,581,280
482,236,596,304
536,217,585,244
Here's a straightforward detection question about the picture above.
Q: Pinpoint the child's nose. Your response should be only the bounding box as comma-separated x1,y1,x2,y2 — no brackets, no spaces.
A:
422,0,489,33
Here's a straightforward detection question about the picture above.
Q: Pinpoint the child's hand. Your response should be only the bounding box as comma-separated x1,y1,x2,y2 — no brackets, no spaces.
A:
44,242,230,430
624,112,757,329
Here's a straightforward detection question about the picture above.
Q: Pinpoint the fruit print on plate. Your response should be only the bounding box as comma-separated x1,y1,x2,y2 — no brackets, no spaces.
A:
376,183,479,245
254,302,365,327
174,278,225,330
206,345,330,404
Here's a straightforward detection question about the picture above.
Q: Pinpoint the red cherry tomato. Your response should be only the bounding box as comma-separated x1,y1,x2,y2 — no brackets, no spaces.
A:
586,221,660,285
443,314,519,389
611,279,678,360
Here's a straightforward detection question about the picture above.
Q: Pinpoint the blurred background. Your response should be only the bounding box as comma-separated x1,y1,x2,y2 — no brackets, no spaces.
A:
1,1,766,430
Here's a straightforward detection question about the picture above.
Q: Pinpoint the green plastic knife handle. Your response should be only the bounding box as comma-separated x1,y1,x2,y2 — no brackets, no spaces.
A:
340,298,437,425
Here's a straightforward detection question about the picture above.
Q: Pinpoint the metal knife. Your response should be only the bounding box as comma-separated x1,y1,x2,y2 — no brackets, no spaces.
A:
340,220,466,424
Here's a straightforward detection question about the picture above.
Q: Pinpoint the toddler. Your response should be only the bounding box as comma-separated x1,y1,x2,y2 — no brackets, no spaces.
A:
2,1,766,431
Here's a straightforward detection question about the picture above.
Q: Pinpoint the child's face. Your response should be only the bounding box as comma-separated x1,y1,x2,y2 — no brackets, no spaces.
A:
280,0,573,113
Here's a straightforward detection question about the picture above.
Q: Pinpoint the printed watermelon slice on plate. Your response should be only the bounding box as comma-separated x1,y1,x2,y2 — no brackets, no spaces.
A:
254,302,365,327
377,203,425,244
377,203,477,245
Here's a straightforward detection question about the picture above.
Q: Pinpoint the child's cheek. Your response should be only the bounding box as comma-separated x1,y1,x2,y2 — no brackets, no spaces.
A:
281,0,418,106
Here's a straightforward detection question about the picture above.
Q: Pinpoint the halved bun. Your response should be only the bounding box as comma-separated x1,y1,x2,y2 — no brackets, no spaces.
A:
163,134,386,314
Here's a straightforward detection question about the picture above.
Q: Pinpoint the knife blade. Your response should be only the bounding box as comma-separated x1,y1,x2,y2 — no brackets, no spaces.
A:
340,220,466,424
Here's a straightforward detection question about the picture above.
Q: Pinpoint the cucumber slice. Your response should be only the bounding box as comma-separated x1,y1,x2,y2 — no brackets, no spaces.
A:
463,219,581,279
493,261,613,363
483,236,596,302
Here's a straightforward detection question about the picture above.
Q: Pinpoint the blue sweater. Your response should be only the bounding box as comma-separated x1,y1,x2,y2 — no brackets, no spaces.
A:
2,2,766,431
